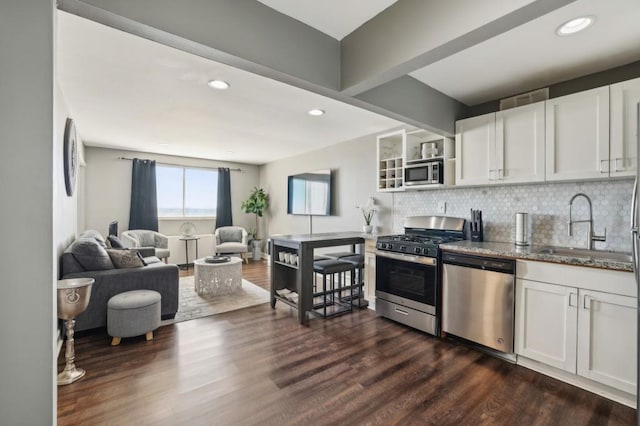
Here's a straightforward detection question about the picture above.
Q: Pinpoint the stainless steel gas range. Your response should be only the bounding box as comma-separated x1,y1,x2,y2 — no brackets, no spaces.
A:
375,216,466,335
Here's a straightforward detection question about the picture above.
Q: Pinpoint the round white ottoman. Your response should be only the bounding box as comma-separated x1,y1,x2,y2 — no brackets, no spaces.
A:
107,290,161,346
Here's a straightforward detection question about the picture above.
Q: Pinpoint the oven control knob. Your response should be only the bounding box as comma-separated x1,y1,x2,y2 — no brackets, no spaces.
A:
400,245,406,252
414,247,421,255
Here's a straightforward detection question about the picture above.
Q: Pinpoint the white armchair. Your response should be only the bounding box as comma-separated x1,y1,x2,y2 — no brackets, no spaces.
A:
121,229,170,262
214,226,249,264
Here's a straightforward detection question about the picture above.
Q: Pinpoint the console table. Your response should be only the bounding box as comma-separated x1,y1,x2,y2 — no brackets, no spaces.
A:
269,232,365,325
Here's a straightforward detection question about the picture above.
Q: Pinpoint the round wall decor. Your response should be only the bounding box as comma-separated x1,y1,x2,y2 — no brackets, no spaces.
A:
63,118,77,197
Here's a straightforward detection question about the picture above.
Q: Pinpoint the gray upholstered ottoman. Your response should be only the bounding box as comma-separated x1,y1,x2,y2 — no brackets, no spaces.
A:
107,290,161,346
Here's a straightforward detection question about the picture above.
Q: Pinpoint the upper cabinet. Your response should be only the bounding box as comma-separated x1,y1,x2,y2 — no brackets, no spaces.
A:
377,130,404,192
455,113,494,186
610,77,640,177
455,102,545,186
377,128,455,192
545,87,610,181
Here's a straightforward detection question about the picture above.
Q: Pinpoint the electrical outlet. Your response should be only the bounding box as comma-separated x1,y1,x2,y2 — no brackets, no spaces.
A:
438,201,446,214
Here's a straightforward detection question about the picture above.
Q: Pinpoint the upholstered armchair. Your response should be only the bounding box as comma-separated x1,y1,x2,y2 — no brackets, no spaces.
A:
214,226,249,264
121,230,170,262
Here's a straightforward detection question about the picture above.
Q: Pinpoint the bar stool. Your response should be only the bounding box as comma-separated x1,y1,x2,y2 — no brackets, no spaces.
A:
312,259,354,318
323,251,356,259
338,254,368,308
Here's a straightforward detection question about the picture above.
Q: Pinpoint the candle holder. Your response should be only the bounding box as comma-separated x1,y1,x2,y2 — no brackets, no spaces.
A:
56,278,94,385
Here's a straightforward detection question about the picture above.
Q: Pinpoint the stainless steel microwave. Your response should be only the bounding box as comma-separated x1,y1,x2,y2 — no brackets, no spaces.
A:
404,159,443,186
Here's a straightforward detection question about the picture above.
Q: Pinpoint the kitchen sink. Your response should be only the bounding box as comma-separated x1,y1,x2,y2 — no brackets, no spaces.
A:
534,246,632,263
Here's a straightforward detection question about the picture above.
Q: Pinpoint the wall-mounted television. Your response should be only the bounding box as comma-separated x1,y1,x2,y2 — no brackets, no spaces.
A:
287,169,332,216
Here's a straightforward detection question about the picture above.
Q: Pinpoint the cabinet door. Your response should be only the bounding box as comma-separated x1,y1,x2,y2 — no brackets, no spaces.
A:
455,113,494,186
515,279,577,372
577,290,636,394
610,77,640,177
496,102,545,183
545,87,610,181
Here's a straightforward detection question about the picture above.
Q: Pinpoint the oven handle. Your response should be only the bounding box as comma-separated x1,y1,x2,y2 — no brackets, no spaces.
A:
375,250,437,266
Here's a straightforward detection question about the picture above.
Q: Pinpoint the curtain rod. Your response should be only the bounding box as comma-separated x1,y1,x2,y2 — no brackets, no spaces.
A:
118,156,243,172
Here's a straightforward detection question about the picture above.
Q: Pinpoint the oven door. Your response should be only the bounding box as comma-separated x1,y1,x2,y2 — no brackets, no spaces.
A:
375,251,437,307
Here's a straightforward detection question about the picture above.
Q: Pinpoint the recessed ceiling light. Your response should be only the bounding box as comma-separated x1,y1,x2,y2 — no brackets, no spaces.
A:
308,109,325,116
207,80,230,90
158,143,169,146
556,16,595,36
226,150,235,154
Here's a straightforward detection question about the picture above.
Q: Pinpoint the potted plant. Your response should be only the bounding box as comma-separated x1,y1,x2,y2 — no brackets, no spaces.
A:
356,197,377,234
241,187,268,260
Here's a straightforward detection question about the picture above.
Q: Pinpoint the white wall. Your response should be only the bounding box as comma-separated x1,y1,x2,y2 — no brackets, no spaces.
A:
260,131,397,238
0,1,56,423
83,146,260,237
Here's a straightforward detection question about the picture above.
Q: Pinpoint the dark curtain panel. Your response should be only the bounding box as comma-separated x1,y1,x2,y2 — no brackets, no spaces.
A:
129,158,158,231
215,167,233,228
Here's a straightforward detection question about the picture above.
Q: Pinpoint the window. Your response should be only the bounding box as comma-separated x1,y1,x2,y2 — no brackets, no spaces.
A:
156,165,218,217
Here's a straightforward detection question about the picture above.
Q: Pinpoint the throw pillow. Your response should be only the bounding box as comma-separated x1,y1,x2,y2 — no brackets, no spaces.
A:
107,249,145,269
71,238,115,271
219,228,242,243
107,235,125,249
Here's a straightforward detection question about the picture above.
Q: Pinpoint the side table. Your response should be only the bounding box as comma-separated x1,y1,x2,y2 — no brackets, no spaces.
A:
179,236,200,270
194,257,243,297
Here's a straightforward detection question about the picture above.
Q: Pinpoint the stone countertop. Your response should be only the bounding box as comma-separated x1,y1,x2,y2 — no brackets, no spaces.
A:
270,231,373,244
439,241,634,273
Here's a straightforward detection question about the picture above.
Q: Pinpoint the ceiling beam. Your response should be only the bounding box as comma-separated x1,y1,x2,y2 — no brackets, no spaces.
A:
356,76,466,136
58,0,341,91
340,0,578,96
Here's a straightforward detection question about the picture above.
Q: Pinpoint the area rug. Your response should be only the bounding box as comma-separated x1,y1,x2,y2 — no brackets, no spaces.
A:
161,275,270,325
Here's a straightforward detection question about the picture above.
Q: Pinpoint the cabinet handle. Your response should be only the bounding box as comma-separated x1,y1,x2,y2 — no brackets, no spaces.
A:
583,295,592,310
489,169,495,181
614,157,624,172
568,292,577,307
498,168,504,180
394,307,409,316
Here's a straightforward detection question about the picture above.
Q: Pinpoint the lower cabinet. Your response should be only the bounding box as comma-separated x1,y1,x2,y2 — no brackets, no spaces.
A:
515,279,577,372
364,240,376,305
515,260,636,398
577,289,637,394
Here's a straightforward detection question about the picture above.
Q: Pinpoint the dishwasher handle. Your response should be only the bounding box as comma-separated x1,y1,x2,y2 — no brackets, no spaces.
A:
442,252,515,274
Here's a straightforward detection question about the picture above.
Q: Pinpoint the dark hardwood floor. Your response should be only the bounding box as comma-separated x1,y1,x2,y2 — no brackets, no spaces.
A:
58,259,635,425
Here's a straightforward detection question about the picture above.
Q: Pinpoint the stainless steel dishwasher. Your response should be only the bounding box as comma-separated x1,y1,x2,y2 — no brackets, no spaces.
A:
442,252,516,354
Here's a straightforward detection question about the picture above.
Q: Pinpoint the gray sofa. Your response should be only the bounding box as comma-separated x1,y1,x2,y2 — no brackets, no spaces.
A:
60,230,179,332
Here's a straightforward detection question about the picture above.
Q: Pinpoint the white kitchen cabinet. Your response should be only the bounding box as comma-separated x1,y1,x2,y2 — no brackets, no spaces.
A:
364,240,376,306
456,102,544,186
515,278,577,372
455,113,494,186
496,102,545,183
610,77,640,178
545,86,610,181
515,260,637,397
577,289,637,394
377,129,404,192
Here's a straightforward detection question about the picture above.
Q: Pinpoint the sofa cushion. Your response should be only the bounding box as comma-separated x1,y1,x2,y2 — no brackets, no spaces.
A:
81,230,108,248
219,228,242,243
217,241,248,253
107,249,145,269
108,235,125,249
72,238,115,271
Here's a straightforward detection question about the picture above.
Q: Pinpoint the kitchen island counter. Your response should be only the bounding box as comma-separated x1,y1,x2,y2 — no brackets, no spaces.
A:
440,241,633,272
270,232,367,324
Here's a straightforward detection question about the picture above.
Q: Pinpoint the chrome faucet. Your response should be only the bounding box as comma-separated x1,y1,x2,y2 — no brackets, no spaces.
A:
568,193,606,250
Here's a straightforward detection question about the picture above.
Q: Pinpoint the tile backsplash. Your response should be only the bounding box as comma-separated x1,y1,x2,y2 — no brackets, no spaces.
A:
391,179,635,253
